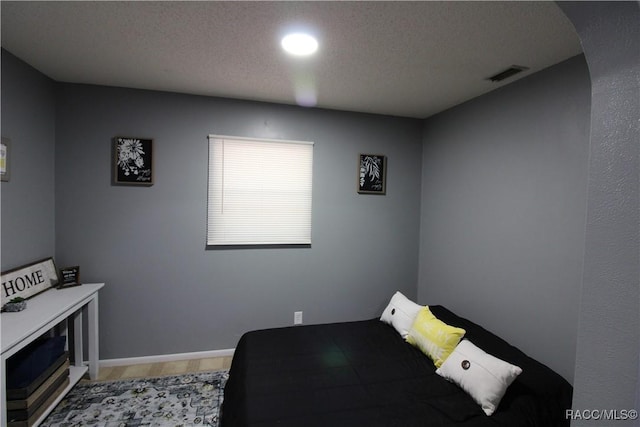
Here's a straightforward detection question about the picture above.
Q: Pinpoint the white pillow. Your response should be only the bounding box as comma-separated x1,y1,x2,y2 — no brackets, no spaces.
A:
379,291,423,338
435,339,522,416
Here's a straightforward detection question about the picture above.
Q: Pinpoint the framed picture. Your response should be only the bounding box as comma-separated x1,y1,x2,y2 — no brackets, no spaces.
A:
1,137,11,182
358,154,386,194
113,137,154,186
59,266,81,288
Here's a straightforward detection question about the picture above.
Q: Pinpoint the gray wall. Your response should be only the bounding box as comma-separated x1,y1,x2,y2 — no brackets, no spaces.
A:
4,3,638,413
0,50,56,270
53,83,423,359
417,55,591,383
558,3,640,425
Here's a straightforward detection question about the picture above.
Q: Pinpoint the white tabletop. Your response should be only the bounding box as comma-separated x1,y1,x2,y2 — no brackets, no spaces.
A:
1,283,104,356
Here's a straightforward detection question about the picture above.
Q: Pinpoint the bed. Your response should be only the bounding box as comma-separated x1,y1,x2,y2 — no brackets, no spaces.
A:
220,303,572,427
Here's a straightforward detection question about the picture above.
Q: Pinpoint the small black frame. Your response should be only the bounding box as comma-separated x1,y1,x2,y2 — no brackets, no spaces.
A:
58,266,81,288
358,154,386,194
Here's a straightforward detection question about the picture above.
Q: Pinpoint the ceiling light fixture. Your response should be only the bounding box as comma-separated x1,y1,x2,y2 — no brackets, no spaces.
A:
281,33,318,56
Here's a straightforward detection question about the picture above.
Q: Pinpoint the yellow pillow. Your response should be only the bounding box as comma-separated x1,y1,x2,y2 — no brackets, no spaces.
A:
406,306,466,367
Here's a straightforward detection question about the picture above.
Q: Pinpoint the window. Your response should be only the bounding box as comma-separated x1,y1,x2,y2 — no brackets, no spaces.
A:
207,135,313,246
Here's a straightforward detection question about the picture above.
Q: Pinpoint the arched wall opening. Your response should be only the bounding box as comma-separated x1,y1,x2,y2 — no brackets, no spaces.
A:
557,2,639,424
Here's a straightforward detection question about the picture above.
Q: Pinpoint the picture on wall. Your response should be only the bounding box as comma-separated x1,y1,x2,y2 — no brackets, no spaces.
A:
113,137,154,186
1,137,10,182
358,154,386,194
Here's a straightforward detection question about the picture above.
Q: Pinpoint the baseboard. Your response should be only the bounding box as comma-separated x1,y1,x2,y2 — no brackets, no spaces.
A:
98,348,235,368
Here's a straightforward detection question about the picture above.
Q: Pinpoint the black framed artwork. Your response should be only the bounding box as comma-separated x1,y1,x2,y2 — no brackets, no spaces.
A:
358,154,386,194
113,137,154,186
1,137,11,182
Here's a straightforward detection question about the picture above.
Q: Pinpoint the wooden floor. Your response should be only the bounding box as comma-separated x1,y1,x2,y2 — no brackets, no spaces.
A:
94,355,233,381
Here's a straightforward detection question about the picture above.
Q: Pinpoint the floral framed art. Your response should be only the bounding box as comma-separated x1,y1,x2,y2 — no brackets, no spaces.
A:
358,153,386,195
113,137,154,186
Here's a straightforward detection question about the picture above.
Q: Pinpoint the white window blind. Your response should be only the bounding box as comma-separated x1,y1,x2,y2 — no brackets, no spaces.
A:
207,135,313,246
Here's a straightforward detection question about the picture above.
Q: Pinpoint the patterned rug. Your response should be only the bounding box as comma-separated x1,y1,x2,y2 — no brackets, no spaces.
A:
42,370,228,427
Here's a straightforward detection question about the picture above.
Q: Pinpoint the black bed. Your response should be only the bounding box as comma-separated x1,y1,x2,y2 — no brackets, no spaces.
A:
221,305,572,427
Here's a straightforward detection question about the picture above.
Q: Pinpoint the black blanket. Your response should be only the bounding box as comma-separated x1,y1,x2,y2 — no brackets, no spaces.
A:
221,305,572,427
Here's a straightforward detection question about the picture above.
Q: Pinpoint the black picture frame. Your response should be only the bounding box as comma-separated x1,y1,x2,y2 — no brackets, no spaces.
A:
358,154,386,194
58,266,81,288
1,137,11,182
113,137,154,186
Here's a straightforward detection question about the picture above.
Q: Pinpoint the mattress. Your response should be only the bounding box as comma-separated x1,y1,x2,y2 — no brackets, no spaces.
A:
221,305,572,427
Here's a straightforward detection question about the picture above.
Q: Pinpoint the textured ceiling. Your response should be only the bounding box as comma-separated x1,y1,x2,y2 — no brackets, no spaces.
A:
0,1,582,118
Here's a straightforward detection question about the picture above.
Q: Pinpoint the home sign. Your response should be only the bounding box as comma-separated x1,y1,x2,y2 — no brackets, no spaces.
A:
1,257,59,305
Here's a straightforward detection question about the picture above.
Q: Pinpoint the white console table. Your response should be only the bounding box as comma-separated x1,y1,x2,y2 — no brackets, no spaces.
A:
1,283,103,426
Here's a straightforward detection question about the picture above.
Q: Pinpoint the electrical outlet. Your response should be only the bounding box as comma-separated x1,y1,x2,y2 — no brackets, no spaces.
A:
294,311,303,325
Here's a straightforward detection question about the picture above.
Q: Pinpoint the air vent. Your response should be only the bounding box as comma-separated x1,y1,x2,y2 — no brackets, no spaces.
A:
487,65,529,82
